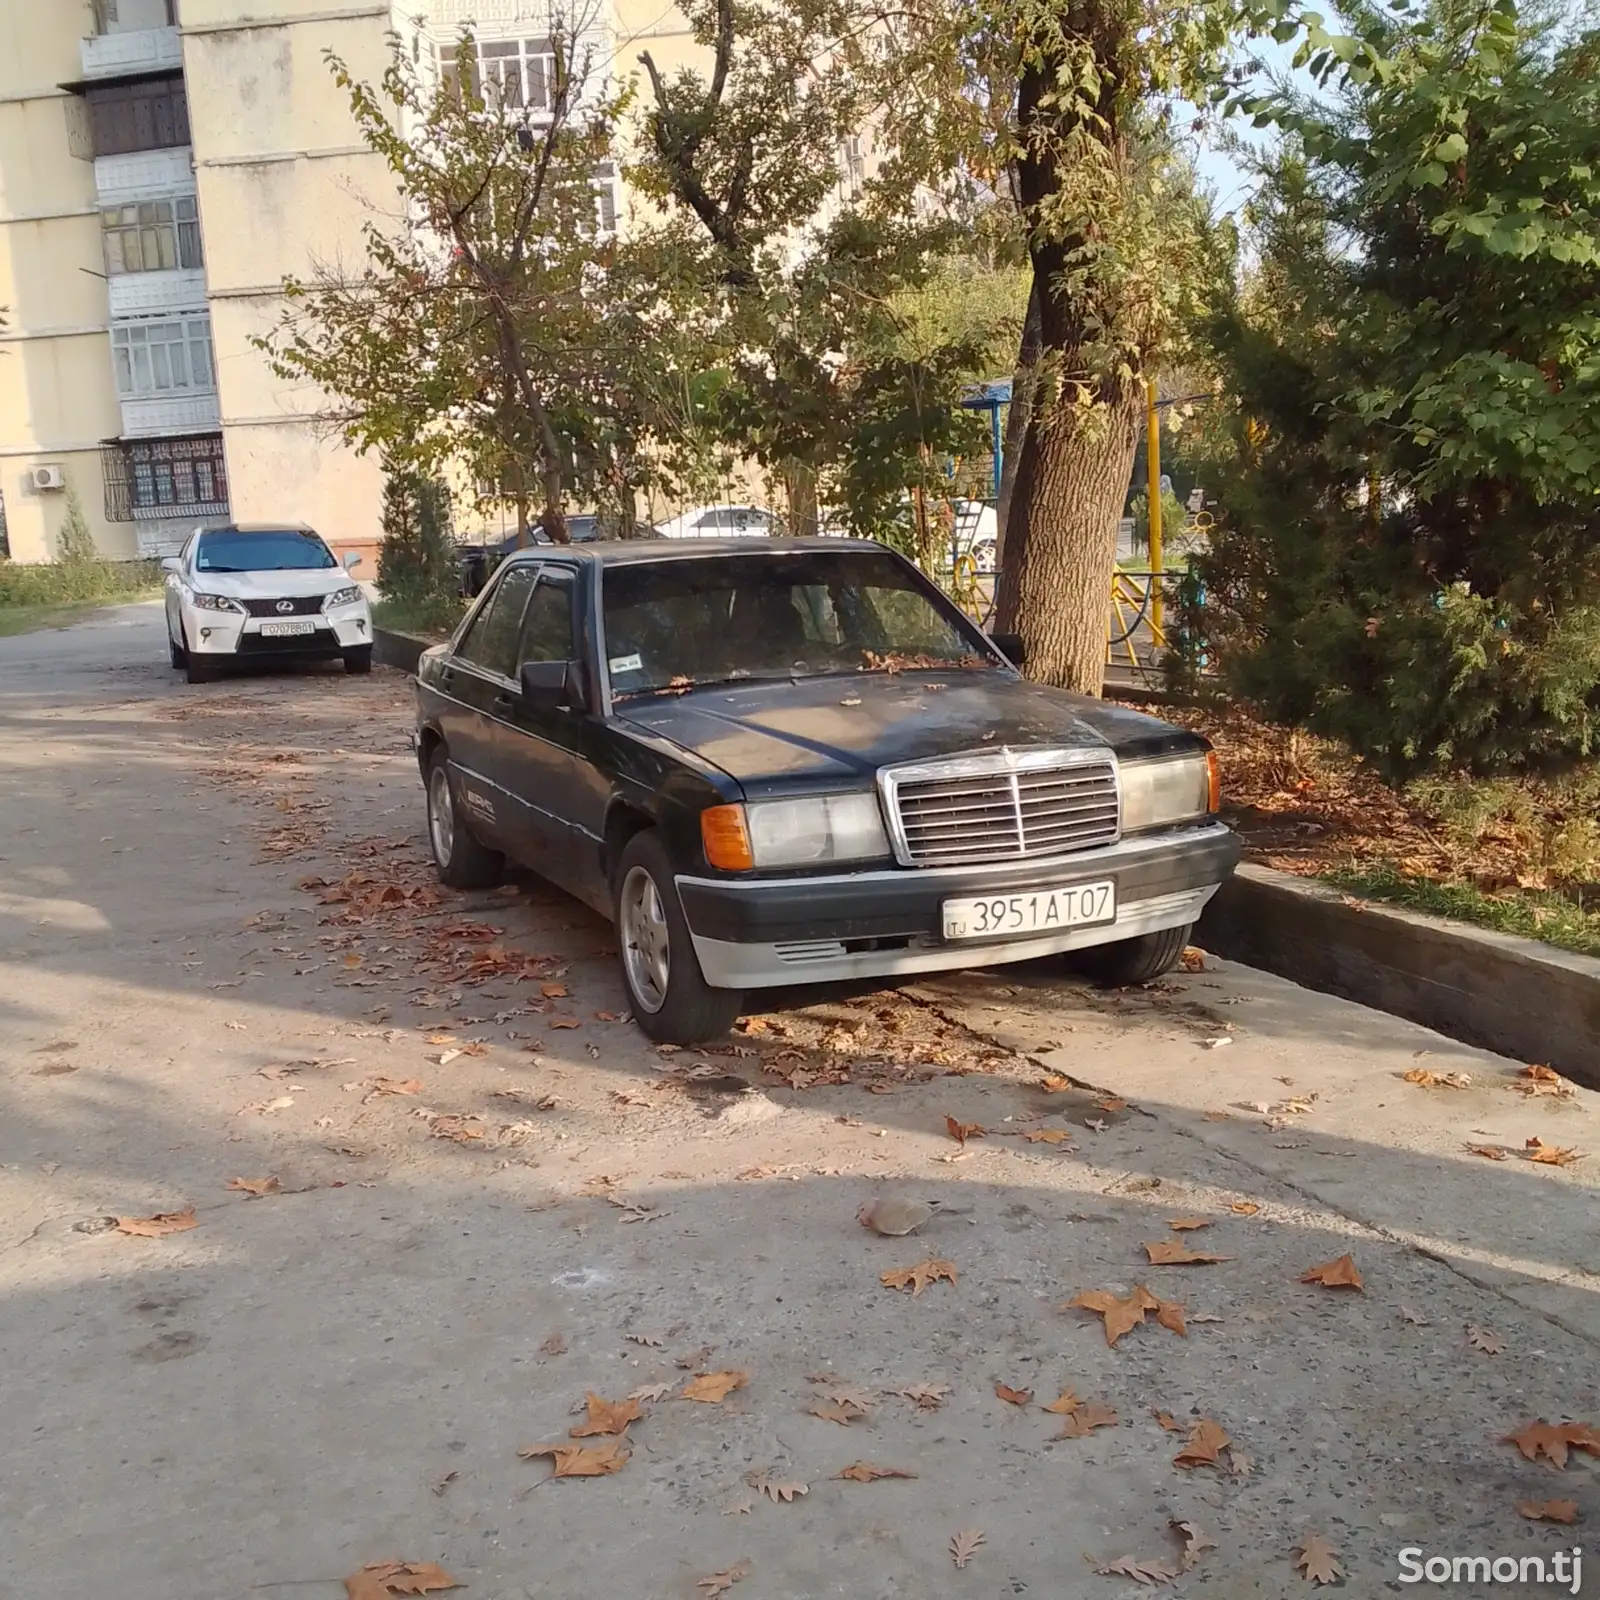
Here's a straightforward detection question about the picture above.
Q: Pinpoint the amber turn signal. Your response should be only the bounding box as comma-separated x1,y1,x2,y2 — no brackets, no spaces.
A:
1205,750,1221,813
700,804,755,870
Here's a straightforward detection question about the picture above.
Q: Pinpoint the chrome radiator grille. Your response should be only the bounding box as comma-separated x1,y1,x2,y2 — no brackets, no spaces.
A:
883,751,1119,867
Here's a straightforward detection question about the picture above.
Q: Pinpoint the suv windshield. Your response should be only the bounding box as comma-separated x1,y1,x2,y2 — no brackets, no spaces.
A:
602,549,996,695
196,530,336,573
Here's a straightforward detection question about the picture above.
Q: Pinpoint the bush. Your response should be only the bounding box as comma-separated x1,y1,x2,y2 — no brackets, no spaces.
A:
377,465,460,633
0,559,162,607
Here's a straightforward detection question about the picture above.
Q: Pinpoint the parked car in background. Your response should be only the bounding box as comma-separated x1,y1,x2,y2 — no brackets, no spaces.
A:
411,537,1239,1043
456,514,655,597
653,505,781,539
164,522,370,684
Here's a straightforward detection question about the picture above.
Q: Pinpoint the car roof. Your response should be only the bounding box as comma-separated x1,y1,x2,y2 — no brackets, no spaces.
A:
204,522,318,535
498,536,889,567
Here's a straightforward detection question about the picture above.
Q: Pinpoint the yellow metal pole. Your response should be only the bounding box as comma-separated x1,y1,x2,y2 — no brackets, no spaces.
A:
1145,378,1163,636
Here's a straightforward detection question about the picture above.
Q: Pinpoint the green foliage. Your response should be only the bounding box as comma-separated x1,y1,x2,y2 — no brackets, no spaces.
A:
1188,0,1600,780
55,485,100,565
0,559,160,606
376,465,459,629
1126,488,1188,558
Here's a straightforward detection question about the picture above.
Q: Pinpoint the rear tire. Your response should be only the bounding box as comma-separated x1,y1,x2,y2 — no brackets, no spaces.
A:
1074,922,1193,986
613,830,743,1044
425,749,504,889
343,646,373,675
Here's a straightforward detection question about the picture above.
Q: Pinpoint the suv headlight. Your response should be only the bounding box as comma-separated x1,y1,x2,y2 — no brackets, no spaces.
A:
191,592,245,614
700,794,890,870
1120,751,1220,833
324,585,363,610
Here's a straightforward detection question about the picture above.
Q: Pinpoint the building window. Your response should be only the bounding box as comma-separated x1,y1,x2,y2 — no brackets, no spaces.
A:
439,38,560,112
593,161,617,232
112,317,216,398
85,77,190,157
101,197,203,275
101,434,229,522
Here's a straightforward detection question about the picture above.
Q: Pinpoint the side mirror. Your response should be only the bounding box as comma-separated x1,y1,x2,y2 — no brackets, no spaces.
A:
519,659,588,712
990,630,1027,666
161,557,180,574
343,552,363,571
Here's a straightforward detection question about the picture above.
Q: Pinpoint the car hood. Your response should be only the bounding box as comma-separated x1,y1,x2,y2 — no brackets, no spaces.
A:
189,570,352,599
615,671,1200,795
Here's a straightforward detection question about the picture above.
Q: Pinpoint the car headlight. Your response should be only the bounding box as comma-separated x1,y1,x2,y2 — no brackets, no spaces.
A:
700,794,890,870
324,585,363,610
1119,751,1220,833
190,592,245,614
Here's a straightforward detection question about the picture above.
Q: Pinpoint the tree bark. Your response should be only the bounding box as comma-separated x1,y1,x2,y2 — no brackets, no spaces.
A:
996,386,1143,693
783,462,819,537
993,274,1041,572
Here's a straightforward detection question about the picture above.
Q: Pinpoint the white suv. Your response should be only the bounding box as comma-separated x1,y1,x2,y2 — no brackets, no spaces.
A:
163,523,372,684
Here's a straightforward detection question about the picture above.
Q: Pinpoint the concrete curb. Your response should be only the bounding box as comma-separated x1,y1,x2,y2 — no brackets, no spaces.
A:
1198,864,1600,1090
373,626,431,675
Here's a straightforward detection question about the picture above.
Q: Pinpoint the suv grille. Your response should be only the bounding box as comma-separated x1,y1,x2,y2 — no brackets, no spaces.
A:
241,595,324,617
883,751,1119,867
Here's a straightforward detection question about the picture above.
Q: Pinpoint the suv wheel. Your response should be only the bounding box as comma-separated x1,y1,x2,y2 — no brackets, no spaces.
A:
343,646,373,675
425,749,504,889
168,628,186,669
1073,922,1193,986
613,830,743,1044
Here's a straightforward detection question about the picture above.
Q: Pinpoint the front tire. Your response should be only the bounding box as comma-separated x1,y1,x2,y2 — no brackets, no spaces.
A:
613,830,743,1044
425,749,504,889
343,646,373,675
1074,922,1193,986
185,654,217,684
168,627,186,669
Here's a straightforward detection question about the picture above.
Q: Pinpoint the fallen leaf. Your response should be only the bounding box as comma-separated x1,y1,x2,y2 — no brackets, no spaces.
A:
696,1559,751,1597
1173,1417,1232,1469
1402,1067,1472,1089
1094,1554,1179,1585
807,1401,862,1425
115,1210,197,1238
366,1077,424,1097
1229,1201,1261,1215
721,1495,753,1516
1226,1446,1255,1476
1292,1533,1344,1585
624,1332,663,1347
540,1332,568,1356
750,1473,808,1502
1517,1499,1580,1523
541,983,569,998
1525,1137,1583,1167
1466,1325,1502,1355
1166,1216,1212,1231
628,1382,675,1403
517,1439,631,1477
1085,1117,1109,1132
1043,1390,1083,1415
1019,1128,1076,1145
569,1393,643,1437
1153,1411,1184,1432
1299,1254,1364,1291
836,1462,918,1481
895,1382,949,1409
1511,1064,1574,1098
1399,1305,1431,1326
344,1561,462,1599
1066,1285,1161,1346
880,1257,958,1296
549,1017,581,1030
1095,1096,1129,1113
944,1115,985,1145
1502,1419,1600,1470
1055,1401,1118,1437
1143,1241,1231,1266
435,1049,463,1066
949,1528,986,1569
1038,1074,1074,1092
1465,1142,1512,1160
994,1382,1033,1406
812,1382,875,1412
594,1010,624,1022
680,1370,748,1403
1179,947,1206,971
225,1176,280,1197
431,1472,458,1497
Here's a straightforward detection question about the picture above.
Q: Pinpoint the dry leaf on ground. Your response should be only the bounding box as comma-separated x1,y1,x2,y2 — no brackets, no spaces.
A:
881,1258,957,1296
1166,1216,1212,1231
995,1383,1033,1407
541,982,569,998
628,1381,675,1403
517,1439,631,1478
1143,1241,1231,1266
1174,1418,1232,1469
1094,1554,1179,1586
895,1382,948,1409
366,1076,423,1097
1466,1325,1503,1355
944,1115,985,1145
1293,1534,1344,1585
1020,1128,1076,1145
1056,1402,1119,1438
1230,1200,1261,1215
807,1400,863,1425
1503,1420,1600,1470
1038,1074,1074,1091
1153,1410,1184,1431
115,1210,197,1238
680,1370,749,1403
1465,1142,1513,1160
344,1561,462,1599
1518,1499,1580,1523
949,1528,986,1569
1525,1137,1583,1167
1067,1285,1184,1346
1172,1520,1218,1569
1402,1067,1472,1088
1227,1447,1255,1476
569,1393,643,1437
225,1176,280,1197
1180,946,1206,971
697,1560,750,1597
750,1473,807,1502
1512,1064,1574,1098
1044,1390,1082,1414
1299,1254,1364,1291
809,1380,875,1412
837,1462,917,1481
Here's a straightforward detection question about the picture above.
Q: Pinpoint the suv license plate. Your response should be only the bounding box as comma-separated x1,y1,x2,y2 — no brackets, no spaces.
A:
941,880,1116,941
259,619,317,637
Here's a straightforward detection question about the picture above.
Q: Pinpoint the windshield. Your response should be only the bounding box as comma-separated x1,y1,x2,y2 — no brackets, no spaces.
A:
196,530,336,573
601,549,997,696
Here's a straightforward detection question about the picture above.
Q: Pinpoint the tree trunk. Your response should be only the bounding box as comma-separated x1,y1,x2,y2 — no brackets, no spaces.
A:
993,275,1041,571
995,387,1143,693
783,462,819,537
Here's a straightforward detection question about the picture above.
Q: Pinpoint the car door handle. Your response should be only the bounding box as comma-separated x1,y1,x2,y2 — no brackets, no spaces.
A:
493,690,514,712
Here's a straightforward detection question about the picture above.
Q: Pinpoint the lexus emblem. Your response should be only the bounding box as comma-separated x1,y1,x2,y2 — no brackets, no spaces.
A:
275,600,294,614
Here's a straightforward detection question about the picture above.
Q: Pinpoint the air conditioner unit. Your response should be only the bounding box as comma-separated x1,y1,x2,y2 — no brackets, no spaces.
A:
30,465,66,492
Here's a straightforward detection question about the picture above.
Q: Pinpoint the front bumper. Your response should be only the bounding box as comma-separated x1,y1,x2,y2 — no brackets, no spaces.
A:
675,822,1240,989
185,607,371,657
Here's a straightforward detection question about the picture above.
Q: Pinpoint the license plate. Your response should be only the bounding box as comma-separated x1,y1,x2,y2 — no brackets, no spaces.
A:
942,880,1116,941
258,619,317,637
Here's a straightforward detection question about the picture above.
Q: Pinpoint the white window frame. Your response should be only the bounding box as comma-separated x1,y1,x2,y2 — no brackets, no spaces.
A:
439,37,560,113
111,315,216,399
101,195,202,276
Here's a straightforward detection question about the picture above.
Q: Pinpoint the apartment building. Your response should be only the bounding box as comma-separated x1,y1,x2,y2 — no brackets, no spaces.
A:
0,0,698,566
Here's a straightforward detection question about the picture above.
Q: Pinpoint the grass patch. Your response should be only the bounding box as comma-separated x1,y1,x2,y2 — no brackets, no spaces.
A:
0,558,164,606
1323,862,1600,961
372,594,464,641
0,589,160,638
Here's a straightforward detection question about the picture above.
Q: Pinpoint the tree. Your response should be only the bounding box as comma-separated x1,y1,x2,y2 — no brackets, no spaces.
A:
55,483,99,565
377,463,458,625
1189,0,1600,778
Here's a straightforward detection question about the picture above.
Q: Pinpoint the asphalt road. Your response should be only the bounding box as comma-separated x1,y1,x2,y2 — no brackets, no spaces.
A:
1,602,1596,1599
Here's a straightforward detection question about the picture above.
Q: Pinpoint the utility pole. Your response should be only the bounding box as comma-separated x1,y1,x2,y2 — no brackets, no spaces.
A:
1145,378,1164,634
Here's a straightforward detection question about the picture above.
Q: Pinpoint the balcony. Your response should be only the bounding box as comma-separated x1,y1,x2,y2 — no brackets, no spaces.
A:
80,26,183,82
120,392,221,439
95,147,192,205
108,268,208,319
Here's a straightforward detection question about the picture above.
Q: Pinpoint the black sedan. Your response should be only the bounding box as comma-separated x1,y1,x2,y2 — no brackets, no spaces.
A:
413,539,1240,1043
